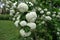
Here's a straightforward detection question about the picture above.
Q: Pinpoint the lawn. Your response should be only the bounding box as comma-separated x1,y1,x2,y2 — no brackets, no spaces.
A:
0,20,20,40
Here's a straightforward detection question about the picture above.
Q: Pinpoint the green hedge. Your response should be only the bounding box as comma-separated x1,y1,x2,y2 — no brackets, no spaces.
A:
0,14,11,20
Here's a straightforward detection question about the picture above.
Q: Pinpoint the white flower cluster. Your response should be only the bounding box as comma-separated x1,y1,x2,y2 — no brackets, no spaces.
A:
20,29,31,37
40,10,44,14
20,21,27,27
17,3,29,13
9,2,37,37
45,16,52,21
14,12,37,37
14,20,19,27
19,12,37,37
46,11,51,15
37,7,52,21
26,12,37,22
27,23,36,29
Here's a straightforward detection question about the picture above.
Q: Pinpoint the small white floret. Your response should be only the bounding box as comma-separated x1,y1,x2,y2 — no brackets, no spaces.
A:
45,16,52,21
46,11,51,15
40,10,44,14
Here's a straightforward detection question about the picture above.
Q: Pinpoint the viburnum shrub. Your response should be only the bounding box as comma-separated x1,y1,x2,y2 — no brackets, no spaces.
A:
6,0,60,40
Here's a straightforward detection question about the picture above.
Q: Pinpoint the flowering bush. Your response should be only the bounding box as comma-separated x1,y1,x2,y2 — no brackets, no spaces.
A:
6,0,60,40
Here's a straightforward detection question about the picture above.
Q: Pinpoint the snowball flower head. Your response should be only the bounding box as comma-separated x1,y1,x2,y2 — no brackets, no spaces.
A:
20,21,27,26
24,31,31,37
45,16,52,21
20,29,31,37
40,10,44,14
27,23,36,29
52,14,56,17
46,11,51,15
57,32,60,35
38,7,42,11
44,8,48,11
53,11,56,14
12,17,15,21
14,20,19,27
20,29,26,37
56,15,60,18
26,12,37,22
17,3,28,12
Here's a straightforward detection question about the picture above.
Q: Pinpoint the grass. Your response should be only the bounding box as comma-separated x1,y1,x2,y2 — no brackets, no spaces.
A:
0,20,20,40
